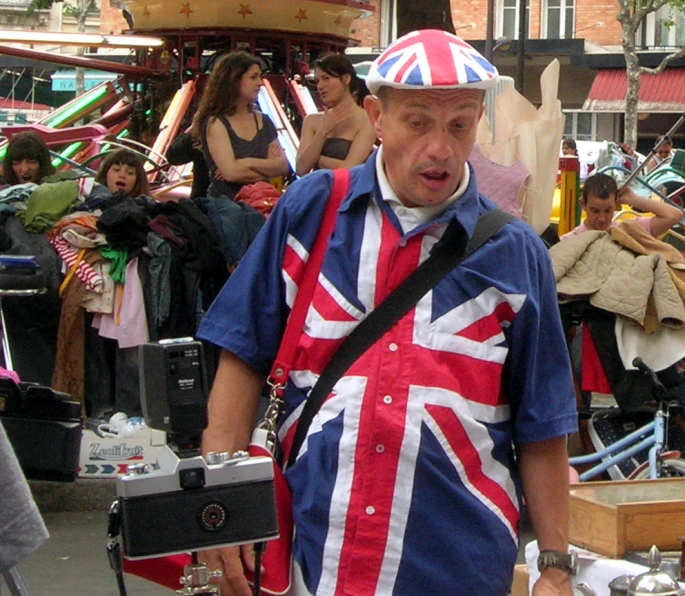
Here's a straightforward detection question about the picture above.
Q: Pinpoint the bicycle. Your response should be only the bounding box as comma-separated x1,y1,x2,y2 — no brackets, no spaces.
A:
568,357,685,481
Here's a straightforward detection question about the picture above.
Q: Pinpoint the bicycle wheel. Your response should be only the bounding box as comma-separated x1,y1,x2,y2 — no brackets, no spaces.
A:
632,458,685,479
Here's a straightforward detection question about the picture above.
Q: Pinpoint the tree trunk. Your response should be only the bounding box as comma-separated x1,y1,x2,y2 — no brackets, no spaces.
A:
74,0,90,97
397,0,456,37
621,20,641,148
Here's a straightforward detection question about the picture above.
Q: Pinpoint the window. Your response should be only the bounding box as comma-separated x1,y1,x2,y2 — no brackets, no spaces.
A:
638,6,685,48
380,0,397,48
497,0,529,39
563,111,597,141
543,0,575,39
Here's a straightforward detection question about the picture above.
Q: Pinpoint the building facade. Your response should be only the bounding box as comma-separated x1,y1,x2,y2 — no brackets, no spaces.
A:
349,0,685,149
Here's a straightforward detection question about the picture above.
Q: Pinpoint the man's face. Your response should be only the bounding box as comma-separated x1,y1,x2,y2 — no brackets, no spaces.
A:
656,143,673,159
364,87,484,207
12,158,41,183
582,193,616,231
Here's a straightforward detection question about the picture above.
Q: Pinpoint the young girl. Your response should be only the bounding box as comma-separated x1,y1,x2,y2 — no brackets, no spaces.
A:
2,131,55,186
295,53,376,176
94,149,150,197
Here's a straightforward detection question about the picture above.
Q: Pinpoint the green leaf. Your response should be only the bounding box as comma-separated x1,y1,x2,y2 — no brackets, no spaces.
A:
26,0,63,15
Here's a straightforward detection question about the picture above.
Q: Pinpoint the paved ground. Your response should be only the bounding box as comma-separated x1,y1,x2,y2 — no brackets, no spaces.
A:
2,479,168,595
2,478,534,595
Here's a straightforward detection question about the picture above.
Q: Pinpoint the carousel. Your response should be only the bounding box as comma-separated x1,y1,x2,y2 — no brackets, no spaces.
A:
0,0,374,197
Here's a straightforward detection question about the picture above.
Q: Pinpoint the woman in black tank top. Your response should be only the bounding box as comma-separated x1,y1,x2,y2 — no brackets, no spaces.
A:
190,51,289,268
191,51,289,200
295,54,377,177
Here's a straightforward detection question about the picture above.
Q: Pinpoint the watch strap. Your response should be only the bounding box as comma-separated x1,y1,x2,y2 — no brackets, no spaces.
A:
537,550,578,576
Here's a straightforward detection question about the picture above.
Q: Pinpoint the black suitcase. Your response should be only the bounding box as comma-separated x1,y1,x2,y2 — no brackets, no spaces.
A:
0,378,82,481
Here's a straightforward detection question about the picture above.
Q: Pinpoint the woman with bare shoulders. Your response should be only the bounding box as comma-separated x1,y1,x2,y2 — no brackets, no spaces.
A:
191,51,289,268
295,54,376,176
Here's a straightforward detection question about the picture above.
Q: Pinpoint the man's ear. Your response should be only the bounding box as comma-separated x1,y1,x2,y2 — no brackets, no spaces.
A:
364,95,383,138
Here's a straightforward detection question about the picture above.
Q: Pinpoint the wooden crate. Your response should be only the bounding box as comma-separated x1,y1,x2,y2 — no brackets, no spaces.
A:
569,478,685,558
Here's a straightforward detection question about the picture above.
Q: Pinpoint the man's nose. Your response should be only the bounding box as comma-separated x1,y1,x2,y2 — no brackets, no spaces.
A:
425,128,452,161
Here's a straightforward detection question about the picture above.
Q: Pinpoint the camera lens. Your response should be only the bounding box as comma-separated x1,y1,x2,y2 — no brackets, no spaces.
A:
198,502,227,531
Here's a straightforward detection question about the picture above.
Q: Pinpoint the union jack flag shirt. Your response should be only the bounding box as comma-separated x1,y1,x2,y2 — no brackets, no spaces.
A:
198,153,577,596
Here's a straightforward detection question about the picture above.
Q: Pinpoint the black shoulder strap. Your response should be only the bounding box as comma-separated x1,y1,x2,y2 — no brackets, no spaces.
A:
287,209,514,467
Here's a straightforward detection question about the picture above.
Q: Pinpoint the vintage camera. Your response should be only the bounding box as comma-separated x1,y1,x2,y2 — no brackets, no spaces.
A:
116,448,277,559
114,338,278,559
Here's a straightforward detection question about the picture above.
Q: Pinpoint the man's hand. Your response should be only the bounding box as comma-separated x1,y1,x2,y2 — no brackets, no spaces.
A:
197,545,253,596
532,568,574,595
616,185,639,208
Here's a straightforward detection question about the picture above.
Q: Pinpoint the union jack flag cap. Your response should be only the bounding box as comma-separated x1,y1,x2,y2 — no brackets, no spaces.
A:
366,29,498,94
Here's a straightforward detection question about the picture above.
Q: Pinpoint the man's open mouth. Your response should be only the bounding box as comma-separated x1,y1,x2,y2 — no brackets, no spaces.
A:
422,170,449,182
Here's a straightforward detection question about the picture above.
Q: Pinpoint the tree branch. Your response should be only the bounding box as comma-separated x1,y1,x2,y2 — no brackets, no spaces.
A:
641,45,685,74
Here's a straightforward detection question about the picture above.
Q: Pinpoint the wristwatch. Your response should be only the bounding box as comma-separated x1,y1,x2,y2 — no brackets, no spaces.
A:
537,549,579,576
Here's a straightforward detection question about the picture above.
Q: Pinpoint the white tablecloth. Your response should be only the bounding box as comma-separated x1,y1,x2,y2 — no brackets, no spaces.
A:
525,541,685,596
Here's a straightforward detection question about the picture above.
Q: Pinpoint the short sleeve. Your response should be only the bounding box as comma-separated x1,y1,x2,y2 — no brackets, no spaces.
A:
503,227,578,443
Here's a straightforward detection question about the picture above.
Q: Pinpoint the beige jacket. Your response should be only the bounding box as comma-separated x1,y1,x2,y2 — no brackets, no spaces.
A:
550,220,685,333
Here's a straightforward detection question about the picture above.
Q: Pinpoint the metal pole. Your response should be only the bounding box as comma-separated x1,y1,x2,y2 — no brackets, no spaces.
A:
485,0,495,62
618,108,685,191
516,0,526,93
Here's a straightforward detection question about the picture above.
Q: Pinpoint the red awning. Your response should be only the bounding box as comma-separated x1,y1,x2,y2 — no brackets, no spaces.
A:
582,68,685,112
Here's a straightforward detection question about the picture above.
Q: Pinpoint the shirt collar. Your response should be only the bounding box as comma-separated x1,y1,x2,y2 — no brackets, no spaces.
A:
374,145,470,234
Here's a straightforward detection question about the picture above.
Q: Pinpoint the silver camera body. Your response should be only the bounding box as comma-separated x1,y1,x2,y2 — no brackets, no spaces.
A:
116,447,278,559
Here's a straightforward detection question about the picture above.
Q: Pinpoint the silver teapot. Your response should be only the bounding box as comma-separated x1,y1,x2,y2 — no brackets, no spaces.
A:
576,546,683,596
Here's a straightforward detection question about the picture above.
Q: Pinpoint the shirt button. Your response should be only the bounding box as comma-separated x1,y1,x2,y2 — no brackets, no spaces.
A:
383,395,392,404
376,444,385,453
398,239,407,247
389,343,398,352
365,506,375,516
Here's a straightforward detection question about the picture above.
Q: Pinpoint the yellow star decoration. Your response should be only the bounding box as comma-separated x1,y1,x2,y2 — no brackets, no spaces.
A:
238,3,253,18
142,5,151,17
180,2,193,17
295,8,307,23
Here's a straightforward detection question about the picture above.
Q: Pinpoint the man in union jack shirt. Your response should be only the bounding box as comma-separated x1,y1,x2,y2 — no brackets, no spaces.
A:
198,29,577,596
